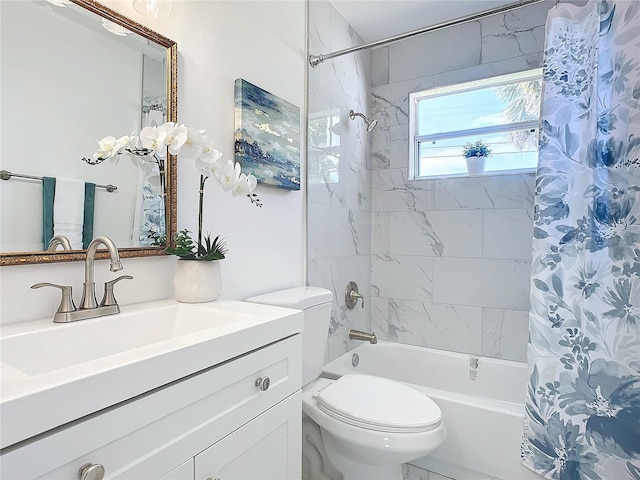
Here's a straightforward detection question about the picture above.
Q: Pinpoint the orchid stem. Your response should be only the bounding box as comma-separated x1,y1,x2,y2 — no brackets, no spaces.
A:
198,175,208,254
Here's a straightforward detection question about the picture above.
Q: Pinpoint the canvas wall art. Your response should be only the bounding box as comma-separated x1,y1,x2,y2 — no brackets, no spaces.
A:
234,78,301,190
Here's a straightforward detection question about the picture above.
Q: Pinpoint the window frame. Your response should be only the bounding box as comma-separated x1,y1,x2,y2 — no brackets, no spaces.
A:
408,68,543,180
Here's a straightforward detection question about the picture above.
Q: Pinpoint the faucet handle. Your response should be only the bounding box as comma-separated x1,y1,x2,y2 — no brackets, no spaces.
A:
345,281,364,309
350,290,365,308
31,283,76,313
100,275,133,307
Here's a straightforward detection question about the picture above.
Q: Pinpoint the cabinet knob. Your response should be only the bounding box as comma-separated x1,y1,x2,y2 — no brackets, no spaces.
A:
255,376,270,391
78,463,105,480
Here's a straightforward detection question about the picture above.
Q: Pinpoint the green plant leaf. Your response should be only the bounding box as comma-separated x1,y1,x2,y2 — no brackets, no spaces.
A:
166,229,228,261
200,250,225,261
165,247,196,258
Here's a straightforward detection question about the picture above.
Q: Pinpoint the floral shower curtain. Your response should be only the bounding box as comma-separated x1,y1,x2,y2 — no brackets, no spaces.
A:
521,1,640,479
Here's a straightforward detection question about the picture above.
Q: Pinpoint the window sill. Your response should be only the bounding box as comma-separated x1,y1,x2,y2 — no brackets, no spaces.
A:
410,167,536,181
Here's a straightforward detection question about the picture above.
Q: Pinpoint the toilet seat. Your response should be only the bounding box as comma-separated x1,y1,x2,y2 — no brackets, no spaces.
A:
315,374,442,433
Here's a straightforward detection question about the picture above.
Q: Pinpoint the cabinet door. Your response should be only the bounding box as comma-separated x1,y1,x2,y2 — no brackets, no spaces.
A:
195,392,301,480
158,459,194,480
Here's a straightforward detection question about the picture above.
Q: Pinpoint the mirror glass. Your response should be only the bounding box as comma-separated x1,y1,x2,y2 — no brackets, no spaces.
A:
0,0,176,265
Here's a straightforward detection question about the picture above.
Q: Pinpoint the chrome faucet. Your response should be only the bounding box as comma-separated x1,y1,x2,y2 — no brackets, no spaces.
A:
47,235,72,251
348,329,377,344
80,236,123,309
32,236,133,323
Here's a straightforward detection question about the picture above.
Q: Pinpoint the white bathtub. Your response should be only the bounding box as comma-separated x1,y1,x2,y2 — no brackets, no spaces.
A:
321,341,540,480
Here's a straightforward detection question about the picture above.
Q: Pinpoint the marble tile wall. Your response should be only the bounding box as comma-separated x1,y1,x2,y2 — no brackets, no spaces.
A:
307,0,372,362
369,1,556,363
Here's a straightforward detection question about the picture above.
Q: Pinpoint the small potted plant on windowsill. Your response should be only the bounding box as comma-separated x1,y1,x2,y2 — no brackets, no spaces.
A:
462,139,492,175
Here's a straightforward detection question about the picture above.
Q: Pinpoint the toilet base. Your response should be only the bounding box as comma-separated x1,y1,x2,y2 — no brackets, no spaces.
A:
323,431,403,480
302,416,343,480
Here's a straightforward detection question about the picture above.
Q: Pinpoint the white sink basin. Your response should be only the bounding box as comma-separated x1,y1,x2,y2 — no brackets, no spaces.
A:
0,299,303,449
2,303,250,376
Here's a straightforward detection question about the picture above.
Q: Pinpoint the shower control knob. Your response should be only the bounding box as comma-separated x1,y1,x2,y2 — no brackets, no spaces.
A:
78,463,105,480
255,376,270,391
345,281,364,309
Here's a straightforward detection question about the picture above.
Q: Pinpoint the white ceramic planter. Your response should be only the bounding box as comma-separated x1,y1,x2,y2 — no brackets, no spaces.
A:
465,156,486,175
173,259,222,303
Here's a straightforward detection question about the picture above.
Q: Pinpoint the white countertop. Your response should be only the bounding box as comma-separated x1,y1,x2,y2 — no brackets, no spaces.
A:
0,299,303,449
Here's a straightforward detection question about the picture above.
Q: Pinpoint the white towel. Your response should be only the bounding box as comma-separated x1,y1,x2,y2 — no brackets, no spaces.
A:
144,109,164,127
53,177,85,250
131,170,146,247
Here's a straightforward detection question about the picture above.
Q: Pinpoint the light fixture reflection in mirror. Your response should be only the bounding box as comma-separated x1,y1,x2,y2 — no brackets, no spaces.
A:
133,0,172,19
46,0,71,6
101,19,132,36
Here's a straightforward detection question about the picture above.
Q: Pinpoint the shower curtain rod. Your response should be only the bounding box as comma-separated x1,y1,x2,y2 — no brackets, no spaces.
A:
309,0,545,67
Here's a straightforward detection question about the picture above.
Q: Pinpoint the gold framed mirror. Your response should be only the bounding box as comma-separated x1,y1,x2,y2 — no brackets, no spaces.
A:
0,0,177,266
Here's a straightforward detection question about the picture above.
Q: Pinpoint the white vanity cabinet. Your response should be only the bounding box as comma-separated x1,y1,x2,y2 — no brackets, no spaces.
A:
194,392,300,480
0,334,302,480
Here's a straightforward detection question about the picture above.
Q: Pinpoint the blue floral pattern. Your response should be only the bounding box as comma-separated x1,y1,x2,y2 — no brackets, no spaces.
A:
522,2,640,479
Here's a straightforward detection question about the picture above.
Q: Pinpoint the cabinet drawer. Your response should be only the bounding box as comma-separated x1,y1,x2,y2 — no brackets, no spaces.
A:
0,335,301,480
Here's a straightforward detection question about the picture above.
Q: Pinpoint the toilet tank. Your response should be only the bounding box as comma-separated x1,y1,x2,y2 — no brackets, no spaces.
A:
246,287,333,386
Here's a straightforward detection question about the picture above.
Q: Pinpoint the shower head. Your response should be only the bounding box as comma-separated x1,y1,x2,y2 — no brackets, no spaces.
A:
349,110,378,132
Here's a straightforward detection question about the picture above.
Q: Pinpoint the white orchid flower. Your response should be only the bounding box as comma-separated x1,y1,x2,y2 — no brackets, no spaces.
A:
179,128,206,160
199,135,222,161
156,122,188,156
247,173,257,191
115,135,131,151
106,135,131,164
218,160,242,191
93,136,122,160
232,173,257,197
195,148,223,177
128,135,141,149
139,126,161,155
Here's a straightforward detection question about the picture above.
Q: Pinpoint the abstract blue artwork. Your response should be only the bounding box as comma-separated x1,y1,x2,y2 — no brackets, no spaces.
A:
234,79,301,190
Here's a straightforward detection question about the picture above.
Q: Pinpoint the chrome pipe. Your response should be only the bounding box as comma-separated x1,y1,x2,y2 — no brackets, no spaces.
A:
309,0,544,67
349,110,378,132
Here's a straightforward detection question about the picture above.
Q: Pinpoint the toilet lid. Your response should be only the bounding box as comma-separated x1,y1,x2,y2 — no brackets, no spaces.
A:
316,374,442,433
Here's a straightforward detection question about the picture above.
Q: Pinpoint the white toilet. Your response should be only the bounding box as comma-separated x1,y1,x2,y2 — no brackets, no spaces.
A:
247,287,446,480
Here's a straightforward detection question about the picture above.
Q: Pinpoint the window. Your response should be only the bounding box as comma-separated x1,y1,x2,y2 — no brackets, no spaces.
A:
308,109,341,184
409,69,542,179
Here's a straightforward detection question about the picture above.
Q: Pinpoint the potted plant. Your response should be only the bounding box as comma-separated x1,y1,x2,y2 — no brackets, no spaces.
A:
90,122,261,303
462,140,492,175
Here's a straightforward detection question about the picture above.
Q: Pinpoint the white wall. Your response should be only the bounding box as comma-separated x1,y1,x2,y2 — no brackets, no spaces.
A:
0,0,306,325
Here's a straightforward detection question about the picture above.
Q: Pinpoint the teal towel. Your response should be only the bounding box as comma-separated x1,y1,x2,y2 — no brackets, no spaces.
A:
42,177,56,249
42,178,96,250
83,183,96,249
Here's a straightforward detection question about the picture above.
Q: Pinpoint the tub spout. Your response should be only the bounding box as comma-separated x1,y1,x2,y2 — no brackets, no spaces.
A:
349,329,377,344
